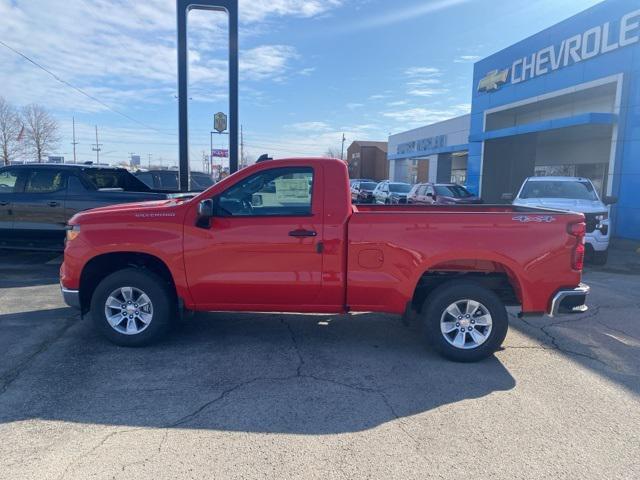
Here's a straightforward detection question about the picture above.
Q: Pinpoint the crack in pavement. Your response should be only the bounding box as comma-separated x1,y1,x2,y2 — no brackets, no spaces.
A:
0,314,79,396
119,429,170,475
515,308,609,367
281,317,305,376
57,318,417,478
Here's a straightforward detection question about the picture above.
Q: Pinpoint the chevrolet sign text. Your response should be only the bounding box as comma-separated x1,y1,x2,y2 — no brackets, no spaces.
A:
511,9,639,85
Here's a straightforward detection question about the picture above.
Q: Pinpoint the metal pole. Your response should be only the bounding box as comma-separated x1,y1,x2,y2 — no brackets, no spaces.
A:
177,0,239,192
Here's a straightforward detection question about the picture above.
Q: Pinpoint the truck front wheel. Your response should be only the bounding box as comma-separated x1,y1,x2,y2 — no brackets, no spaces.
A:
422,282,508,362
90,268,175,347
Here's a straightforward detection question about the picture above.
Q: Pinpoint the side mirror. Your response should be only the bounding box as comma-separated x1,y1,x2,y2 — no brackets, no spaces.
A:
426,192,433,198
603,195,618,205
197,199,214,228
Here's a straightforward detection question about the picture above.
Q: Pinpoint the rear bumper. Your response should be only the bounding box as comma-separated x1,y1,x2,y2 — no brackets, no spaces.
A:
549,283,590,317
61,284,81,309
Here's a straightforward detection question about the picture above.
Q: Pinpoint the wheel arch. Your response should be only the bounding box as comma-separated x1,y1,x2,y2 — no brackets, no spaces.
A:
78,252,178,314
411,258,524,314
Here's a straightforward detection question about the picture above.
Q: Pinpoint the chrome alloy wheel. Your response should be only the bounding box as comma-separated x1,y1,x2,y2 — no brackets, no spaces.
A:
104,286,153,335
440,299,493,350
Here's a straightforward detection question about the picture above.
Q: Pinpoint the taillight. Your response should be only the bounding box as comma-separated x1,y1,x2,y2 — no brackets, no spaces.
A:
568,221,586,271
568,222,586,237
572,242,585,271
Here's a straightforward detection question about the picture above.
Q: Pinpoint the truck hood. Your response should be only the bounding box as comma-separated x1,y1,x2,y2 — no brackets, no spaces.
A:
69,198,186,224
513,198,606,213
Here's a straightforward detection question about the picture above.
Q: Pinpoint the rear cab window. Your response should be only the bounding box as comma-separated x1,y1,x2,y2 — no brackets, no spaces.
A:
135,172,155,188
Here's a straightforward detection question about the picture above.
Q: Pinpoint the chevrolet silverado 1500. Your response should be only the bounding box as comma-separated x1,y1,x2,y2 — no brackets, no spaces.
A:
60,158,589,362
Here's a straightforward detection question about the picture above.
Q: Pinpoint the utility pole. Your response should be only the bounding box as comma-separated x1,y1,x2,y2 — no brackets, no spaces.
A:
201,150,208,173
240,124,244,168
71,117,78,164
340,132,346,160
147,153,152,168
91,125,102,164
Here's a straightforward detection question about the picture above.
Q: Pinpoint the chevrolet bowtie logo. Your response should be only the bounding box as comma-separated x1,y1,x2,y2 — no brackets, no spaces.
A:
477,68,509,92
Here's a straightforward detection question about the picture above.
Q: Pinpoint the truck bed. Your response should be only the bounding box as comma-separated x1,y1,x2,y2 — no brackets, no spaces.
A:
347,203,584,315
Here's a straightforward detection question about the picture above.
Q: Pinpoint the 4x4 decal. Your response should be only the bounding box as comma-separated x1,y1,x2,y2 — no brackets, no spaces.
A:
512,215,557,223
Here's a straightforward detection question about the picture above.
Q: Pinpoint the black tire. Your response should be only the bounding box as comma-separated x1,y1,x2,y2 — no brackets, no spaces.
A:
422,281,508,362
591,249,608,266
90,268,175,347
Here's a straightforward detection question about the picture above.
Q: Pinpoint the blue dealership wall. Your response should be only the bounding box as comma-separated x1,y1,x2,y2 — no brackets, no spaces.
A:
468,0,640,240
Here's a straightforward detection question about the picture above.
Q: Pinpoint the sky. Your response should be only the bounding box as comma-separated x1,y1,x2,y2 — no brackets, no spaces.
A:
0,0,605,169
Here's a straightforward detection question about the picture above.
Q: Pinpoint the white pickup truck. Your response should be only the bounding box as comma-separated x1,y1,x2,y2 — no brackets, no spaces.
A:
513,176,617,265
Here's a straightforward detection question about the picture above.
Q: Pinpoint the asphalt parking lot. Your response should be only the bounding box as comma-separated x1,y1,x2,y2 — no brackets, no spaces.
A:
0,250,639,480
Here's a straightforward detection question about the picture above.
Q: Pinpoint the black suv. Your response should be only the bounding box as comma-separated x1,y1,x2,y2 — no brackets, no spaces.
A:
0,164,175,250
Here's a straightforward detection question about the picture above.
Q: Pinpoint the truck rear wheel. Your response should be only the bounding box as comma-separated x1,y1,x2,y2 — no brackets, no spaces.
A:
90,268,175,347
422,282,508,362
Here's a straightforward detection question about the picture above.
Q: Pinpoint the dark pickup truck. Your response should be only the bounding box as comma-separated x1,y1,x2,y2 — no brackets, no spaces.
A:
0,164,181,250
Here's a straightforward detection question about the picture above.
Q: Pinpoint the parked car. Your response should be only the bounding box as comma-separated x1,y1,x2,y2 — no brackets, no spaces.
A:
407,183,483,205
350,180,378,203
349,178,375,187
512,176,617,265
135,169,215,192
373,181,412,204
0,164,181,251
61,158,588,362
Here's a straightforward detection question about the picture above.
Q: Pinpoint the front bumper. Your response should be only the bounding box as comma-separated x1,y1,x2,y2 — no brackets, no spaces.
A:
549,283,590,317
61,284,81,309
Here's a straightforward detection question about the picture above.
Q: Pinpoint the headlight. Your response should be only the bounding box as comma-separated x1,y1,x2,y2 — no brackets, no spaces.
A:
66,225,81,242
595,212,608,222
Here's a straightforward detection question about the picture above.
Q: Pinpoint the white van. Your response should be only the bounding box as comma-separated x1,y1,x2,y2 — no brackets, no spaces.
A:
513,176,617,265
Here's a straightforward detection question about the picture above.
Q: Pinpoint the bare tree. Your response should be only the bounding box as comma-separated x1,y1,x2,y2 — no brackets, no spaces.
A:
22,104,60,162
324,147,342,159
0,97,21,166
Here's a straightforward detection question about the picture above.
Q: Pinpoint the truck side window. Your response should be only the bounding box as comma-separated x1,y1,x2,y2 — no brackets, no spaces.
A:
24,170,66,193
217,167,313,217
0,169,19,193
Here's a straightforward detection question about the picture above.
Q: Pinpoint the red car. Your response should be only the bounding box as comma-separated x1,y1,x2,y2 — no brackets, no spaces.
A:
60,158,588,362
408,183,483,205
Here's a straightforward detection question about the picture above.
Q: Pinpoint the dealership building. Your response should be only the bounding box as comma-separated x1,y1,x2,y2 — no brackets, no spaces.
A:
388,0,640,240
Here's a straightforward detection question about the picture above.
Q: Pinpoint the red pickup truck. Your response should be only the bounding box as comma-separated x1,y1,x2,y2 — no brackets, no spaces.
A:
60,158,589,362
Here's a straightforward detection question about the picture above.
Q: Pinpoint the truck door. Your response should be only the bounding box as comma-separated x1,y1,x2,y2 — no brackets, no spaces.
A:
183,165,324,310
11,168,68,248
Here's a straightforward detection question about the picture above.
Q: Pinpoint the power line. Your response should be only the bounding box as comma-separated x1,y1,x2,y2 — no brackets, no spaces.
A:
0,39,175,136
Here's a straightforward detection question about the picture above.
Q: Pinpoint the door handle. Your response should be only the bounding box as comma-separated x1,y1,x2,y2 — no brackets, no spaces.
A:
288,229,317,237
48,201,59,207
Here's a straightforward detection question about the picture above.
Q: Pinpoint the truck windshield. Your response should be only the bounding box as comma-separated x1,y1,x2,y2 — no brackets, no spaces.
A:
520,180,598,201
82,168,151,191
435,185,473,198
389,183,411,193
